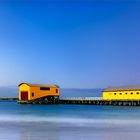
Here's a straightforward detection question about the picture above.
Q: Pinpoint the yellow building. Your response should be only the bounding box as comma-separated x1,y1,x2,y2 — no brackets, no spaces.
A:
103,85,140,100
18,83,60,101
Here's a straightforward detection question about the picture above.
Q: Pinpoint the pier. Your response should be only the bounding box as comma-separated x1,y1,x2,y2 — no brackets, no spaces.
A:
59,97,140,106
0,98,18,101
17,97,140,106
1,97,140,106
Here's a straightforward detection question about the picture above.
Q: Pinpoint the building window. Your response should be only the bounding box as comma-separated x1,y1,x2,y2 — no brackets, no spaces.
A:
56,89,58,93
131,92,133,95
114,93,116,95
32,92,34,97
137,92,139,94
40,87,50,90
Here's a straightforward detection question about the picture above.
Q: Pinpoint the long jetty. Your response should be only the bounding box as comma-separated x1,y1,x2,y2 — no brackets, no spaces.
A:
19,97,140,106
59,97,140,106
1,97,140,106
0,98,18,101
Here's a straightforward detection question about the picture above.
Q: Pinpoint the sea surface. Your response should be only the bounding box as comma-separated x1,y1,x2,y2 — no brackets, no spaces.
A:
0,89,140,140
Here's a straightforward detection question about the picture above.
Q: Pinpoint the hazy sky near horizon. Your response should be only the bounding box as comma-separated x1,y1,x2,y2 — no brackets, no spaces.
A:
0,0,140,88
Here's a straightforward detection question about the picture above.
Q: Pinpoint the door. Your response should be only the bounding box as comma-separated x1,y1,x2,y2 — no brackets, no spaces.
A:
21,91,28,100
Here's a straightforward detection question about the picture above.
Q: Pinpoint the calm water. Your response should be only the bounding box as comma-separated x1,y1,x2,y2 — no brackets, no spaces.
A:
0,89,140,140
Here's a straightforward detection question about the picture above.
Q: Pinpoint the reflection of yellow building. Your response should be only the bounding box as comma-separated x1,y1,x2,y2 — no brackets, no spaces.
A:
19,83,60,101
103,86,140,100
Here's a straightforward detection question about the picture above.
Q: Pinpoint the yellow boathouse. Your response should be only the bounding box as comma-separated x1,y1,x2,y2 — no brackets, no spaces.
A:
103,85,140,100
18,83,60,101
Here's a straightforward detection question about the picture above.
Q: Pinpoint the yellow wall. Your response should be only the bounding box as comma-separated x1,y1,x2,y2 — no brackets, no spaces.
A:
103,90,140,100
19,84,30,100
19,84,60,101
29,86,60,100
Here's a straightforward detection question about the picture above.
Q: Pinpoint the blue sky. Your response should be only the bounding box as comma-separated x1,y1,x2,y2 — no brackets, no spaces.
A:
0,0,140,88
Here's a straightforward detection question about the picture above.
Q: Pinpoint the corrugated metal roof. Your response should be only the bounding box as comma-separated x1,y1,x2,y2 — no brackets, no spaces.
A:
18,83,60,88
103,85,140,92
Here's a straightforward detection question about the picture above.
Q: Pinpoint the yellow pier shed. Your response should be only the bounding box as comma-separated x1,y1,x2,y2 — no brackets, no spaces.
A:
18,83,60,101
103,85,140,100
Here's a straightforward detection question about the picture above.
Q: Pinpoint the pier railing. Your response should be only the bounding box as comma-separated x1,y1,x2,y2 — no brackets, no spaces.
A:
60,97,103,101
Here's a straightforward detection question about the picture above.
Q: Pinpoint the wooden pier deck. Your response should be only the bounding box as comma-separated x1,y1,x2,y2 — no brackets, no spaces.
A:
1,97,140,106
17,97,140,106
0,98,18,101
59,97,140,106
